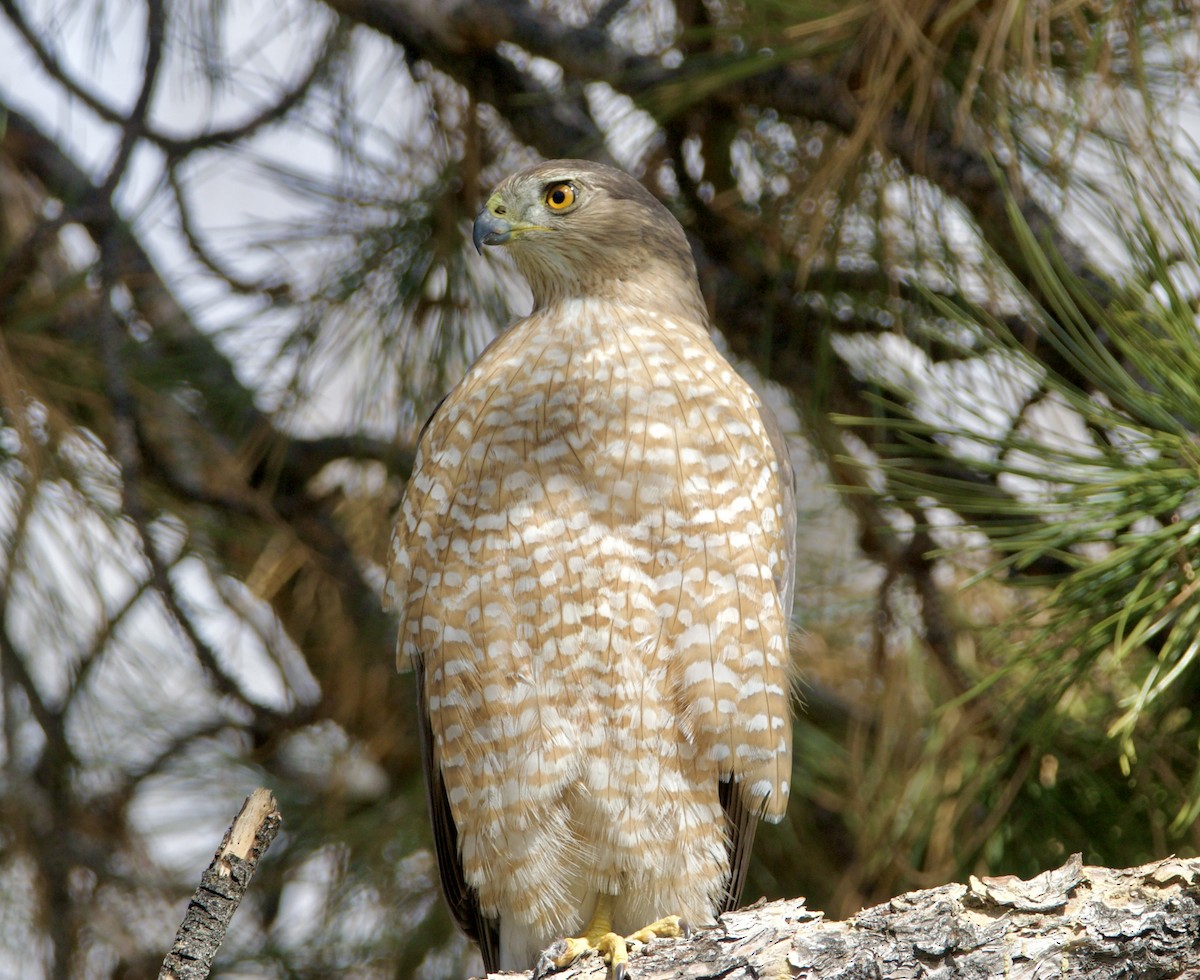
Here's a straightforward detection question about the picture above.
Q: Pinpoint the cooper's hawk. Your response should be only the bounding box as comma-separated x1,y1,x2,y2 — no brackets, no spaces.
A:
386,160,794,976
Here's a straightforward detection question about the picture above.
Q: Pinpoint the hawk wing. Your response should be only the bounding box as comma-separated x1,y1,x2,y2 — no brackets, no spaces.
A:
719,392,795,914
402,393,500,971
415,649,501,970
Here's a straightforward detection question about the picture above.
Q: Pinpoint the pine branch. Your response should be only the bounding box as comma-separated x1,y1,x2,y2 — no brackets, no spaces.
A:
323,0,1119,414
0,0,339,162
0,99,417,764
319,0,610,160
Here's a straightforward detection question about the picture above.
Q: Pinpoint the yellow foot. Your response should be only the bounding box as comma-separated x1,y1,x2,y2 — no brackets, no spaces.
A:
534,904,690,980
535,930,629,980
538,934,592,971
625,914,688,947
595,932,628,980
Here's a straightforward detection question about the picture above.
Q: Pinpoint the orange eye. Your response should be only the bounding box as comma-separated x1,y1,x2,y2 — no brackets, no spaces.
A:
545,183,576,210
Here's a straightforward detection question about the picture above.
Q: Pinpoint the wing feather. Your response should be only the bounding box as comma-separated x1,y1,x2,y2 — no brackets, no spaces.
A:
719,396,794,911
757,395,797,623
415,651,500,971
718,775,766,912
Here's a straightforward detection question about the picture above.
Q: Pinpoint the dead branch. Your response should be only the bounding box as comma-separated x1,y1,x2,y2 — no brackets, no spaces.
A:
159,788,283,980
482,854,1200,980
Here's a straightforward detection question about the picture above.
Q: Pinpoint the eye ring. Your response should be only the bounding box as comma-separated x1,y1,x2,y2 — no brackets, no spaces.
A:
545,182,576,210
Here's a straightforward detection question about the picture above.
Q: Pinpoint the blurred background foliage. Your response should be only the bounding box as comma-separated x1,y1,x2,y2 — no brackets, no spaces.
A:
1,0,1200,976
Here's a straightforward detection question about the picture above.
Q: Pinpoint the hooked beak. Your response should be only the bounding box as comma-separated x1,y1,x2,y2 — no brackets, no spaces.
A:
472,209,512,255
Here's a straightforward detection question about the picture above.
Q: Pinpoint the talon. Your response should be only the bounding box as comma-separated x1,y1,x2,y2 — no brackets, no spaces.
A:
537,898,689,979
536,936,593,975
596,932,628,980
533,943,558,979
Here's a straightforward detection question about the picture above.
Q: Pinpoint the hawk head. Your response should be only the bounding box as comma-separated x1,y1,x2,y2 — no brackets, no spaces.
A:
472,159,706,322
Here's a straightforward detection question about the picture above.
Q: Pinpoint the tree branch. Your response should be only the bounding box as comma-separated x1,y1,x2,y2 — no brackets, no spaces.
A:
0,0,130,130
0,101,417,765
319,0,611,161
99,0,165,194
484,854,1200,980
155,23,344,159
0,0,341,163
93,149,282,721
158,788,282,980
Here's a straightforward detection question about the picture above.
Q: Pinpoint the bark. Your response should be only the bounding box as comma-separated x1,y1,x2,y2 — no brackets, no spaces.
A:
481,855,1200,980
159,789,283,980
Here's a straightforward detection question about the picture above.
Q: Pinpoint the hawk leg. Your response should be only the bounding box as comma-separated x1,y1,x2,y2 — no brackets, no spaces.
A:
535,894,688,980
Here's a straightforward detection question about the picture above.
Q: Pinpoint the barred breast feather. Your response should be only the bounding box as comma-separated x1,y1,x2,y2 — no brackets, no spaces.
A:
386,295,792,962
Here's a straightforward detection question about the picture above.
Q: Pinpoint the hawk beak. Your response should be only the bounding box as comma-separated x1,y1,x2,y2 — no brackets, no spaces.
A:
473,209,512,255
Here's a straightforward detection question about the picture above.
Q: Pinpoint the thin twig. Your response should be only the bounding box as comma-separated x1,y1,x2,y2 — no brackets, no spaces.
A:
100,0,166,196
0,0,338,161
157,23,345,159
91,181,282,724
67,572,158,707
0,460,69,750
0,0,128,127
166,167,288,296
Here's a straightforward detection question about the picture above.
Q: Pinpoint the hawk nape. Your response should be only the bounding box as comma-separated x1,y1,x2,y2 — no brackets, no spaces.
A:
385,160,795,978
